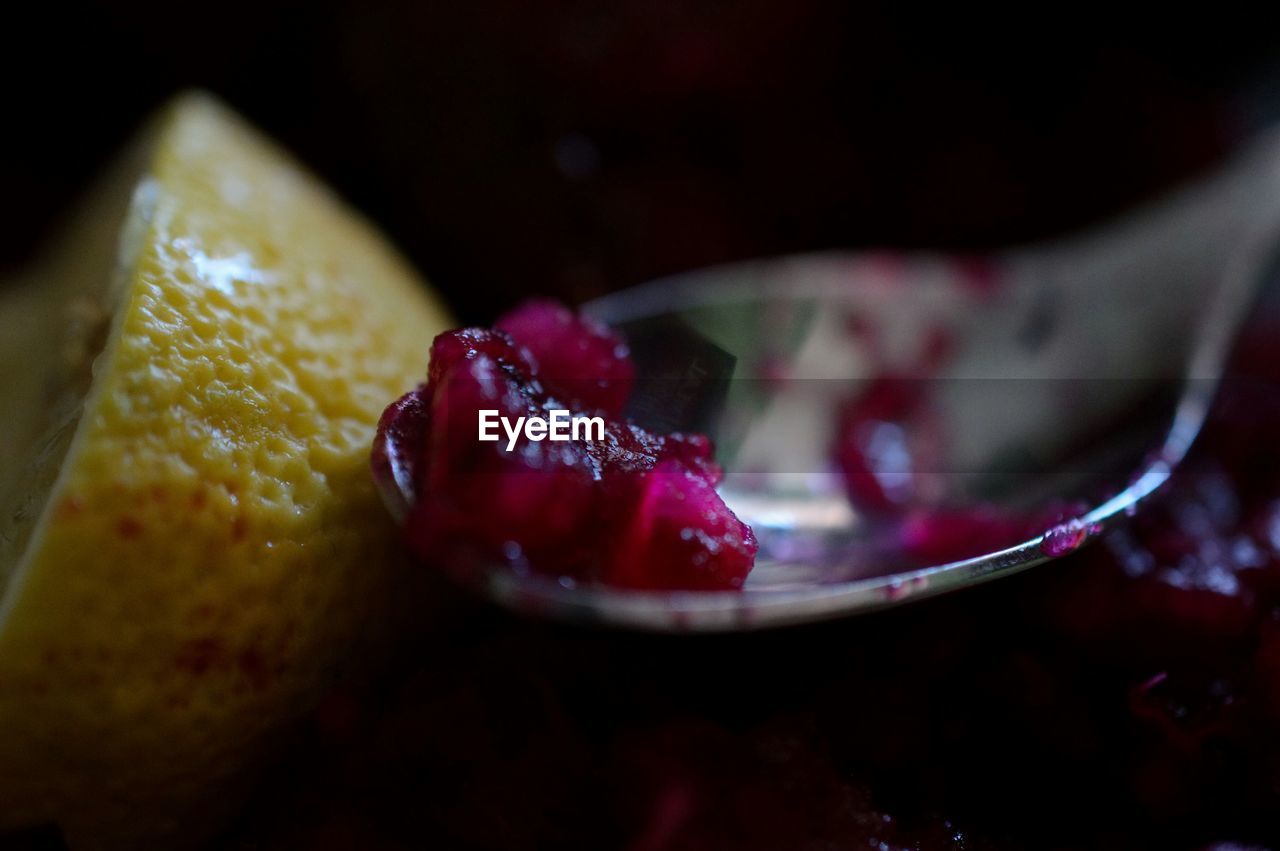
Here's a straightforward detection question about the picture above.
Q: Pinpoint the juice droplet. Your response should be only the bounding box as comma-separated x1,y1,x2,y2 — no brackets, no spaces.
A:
1041,518,1090,558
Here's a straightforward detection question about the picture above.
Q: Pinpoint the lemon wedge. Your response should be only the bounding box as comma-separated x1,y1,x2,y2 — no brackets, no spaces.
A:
0,93,449,849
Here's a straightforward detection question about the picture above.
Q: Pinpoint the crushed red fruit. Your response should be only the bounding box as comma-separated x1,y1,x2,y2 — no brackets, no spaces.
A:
240,326,1280,851
494,298,635,416
372,300,756,591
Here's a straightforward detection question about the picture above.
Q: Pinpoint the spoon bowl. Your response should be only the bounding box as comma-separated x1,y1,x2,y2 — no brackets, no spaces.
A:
483,132,1280,631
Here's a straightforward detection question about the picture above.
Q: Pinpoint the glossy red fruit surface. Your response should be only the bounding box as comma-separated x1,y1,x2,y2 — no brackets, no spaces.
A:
372,302,755,591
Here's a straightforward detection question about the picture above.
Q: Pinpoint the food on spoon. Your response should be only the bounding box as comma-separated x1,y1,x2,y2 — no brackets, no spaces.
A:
373,300,758,591
0,93,450,849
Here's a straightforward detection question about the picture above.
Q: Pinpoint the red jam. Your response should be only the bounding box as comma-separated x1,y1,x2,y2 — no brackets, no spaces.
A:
372,301,756,591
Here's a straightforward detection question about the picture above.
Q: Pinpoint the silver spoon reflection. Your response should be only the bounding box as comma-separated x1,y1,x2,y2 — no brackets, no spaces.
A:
471,131,1280,631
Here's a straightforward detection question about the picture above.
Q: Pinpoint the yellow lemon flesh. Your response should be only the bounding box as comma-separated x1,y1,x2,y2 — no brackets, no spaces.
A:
0,94,449,849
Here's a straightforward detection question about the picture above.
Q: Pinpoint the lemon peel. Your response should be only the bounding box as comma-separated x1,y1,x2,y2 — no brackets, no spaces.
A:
0,93,450,849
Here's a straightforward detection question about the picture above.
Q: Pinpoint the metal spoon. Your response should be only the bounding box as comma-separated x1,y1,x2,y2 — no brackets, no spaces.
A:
481,129,1280,631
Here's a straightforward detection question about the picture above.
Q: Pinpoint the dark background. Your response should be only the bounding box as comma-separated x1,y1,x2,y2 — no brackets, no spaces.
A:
2,2,1279,320
5,5,1280,850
